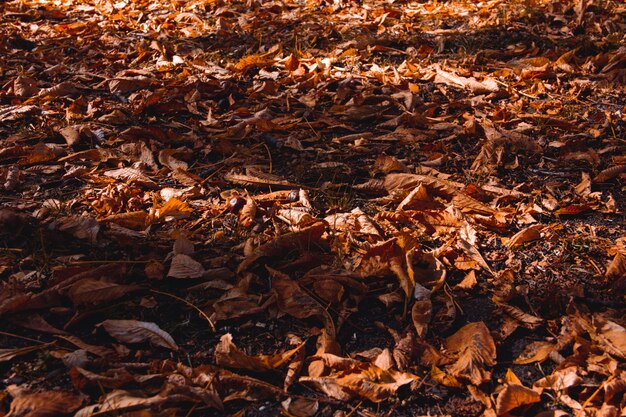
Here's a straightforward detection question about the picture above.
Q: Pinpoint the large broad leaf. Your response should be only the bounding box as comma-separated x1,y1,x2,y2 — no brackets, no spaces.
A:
444,322,496,385
99,320,179,351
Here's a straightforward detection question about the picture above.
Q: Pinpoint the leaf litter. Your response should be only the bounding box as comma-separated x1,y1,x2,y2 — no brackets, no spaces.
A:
0,0,625,416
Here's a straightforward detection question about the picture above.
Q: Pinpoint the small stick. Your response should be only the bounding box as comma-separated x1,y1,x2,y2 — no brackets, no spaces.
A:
149,289,216,332
576,374,615,417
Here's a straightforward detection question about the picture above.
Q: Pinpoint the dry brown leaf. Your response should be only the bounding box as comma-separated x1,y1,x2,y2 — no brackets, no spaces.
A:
237,221,326,272
0,345,44,363
267,266,334,335
108,76,152,94
6,386,84,417
168,254,205,279
505,224,544,248
495,383,541,415
514,341,555,364
13,76,39,98
158,149,188,171
68,279,142,305
150,198,193,222
455,270,478,290
238,195,257,228
412,298,432,338
444,322,496,385
214,333,304,372
434,66,499,94
606,251,626,280
50,216,100,243
533,366,581,392
281,397,318,417
300,360,419,403
74,390,175,417
99,320,179,351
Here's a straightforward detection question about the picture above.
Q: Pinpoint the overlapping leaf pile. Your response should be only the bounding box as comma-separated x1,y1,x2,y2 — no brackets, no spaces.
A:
0,0,625,415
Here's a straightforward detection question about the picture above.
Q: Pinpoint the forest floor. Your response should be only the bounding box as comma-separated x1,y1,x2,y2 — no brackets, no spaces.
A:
0,0,625,416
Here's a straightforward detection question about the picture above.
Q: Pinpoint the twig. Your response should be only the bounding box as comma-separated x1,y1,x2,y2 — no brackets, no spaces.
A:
346,401,363,417
0,330,49,345
576,374,615,417
66,260,150,265
262,143,273,174
149,289,216,332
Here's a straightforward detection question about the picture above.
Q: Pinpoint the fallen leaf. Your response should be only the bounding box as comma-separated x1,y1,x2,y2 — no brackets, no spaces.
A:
215,333,304,372
6,386,84,417
495,383,541,415
99,320,179,351
444,322,496,385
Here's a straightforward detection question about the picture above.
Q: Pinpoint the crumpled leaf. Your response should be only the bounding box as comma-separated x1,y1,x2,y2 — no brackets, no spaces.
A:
444,322,496,385
434,65,499,94
99,319,179,351
237,221,326,272
267,266,335,335
300,357,419,403
215,333,304,372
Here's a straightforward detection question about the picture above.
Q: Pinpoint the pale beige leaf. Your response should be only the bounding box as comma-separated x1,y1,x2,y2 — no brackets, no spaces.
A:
100,320,179,350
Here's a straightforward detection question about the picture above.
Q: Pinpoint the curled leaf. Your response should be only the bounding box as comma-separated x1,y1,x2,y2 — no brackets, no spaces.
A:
99,320,179,351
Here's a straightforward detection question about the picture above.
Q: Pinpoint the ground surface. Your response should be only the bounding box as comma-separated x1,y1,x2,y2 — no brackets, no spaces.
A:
0,0,625,416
